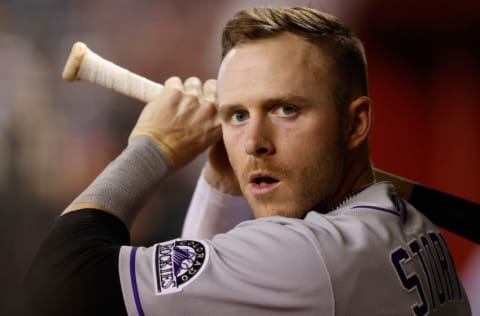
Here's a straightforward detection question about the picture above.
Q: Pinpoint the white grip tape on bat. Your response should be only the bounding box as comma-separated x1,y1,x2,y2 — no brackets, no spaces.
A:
63,42,163,103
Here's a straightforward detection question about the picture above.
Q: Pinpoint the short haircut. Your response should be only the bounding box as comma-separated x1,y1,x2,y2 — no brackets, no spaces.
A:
221,7,368,107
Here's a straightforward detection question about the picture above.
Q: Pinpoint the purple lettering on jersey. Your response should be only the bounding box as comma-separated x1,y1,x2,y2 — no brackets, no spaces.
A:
409,240,437,310
421,234,446,304
390,247,429,316
438,233,463,301
429,232,463,302
390,231,465,315
153,239,209,295
156,241,176,291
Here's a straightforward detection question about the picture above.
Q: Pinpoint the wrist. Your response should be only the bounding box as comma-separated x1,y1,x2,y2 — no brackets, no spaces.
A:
203,163,243,196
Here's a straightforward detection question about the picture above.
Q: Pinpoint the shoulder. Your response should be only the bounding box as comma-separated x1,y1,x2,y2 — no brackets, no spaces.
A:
119,218,336,315
212,216,331,275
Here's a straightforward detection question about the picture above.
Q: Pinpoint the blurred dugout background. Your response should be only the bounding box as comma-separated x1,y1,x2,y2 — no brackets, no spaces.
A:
0,0,479,315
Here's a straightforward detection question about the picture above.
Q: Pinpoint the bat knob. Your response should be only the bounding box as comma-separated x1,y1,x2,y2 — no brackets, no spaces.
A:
62,42,88,81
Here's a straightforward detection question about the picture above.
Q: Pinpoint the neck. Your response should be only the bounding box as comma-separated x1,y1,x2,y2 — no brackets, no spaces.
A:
324,144,374,211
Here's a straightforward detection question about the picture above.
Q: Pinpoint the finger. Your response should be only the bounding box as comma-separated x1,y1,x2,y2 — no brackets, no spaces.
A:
203,79,217,103
164,76,183,91
184,76,202,96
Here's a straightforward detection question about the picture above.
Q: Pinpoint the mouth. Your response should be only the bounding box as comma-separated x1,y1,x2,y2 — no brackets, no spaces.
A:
248,172,280,195
251,176,278,185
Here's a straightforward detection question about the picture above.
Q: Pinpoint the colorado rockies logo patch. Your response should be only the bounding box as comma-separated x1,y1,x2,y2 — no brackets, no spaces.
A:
153,239,209,295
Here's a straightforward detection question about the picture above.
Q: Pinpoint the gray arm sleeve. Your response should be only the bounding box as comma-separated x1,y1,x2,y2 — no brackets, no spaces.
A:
69,136,171,226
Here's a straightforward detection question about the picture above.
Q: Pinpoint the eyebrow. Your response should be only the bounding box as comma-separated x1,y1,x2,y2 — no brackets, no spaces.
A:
217,104,241,118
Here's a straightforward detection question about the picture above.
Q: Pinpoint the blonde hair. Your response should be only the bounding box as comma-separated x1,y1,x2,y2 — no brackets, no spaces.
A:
221,7,368,106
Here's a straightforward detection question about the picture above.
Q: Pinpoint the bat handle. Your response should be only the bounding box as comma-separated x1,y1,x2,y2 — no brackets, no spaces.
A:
374,168,415,200
62,42,163,103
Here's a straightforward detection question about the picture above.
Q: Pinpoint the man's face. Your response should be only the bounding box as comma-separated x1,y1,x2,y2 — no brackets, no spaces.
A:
217,33,347,218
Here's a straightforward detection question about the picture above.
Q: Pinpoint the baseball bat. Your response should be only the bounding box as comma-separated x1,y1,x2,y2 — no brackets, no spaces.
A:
62,42,479,244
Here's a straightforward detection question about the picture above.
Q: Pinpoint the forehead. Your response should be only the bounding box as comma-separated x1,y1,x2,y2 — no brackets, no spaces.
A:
217,33,335,106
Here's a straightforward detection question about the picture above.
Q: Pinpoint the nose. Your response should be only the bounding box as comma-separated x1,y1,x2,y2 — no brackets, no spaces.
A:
244,118,275,157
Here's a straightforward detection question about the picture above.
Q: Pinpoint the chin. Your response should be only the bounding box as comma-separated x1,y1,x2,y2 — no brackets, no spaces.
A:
252,204,308,219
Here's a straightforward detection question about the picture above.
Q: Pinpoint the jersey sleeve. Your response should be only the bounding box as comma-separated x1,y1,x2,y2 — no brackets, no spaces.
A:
120,217,334,316
24,209,130,316
181,169,253,239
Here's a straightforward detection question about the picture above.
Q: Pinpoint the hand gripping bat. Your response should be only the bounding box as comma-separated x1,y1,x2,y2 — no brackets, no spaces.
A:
62,42,479,244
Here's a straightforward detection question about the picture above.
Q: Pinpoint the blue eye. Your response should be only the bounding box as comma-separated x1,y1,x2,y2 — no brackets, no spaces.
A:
282,105,297,115
274,105,298,117
232,111,248,123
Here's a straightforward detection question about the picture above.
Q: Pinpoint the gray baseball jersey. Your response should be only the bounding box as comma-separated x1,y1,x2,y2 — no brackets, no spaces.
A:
118,181,471,315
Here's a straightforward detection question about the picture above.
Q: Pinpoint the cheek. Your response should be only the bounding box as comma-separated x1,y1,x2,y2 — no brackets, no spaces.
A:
222,127,241,164
278,122,344,177
277,123,321,154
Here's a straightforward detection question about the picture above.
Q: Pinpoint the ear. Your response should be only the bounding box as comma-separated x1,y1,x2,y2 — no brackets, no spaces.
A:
345,96,372,150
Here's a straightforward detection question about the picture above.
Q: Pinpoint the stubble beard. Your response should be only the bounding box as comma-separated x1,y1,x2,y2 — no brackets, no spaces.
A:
234,146,345,219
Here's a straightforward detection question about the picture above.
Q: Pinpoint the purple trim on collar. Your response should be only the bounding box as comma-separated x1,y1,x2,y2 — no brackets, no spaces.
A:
130,247,145,316
351,205,401,217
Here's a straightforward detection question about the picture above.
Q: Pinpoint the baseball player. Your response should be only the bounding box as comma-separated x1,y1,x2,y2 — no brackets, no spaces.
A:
25,7,471,316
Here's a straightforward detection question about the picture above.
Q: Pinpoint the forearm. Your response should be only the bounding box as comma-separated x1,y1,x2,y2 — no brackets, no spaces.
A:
64,136,171,227
182,169,253,239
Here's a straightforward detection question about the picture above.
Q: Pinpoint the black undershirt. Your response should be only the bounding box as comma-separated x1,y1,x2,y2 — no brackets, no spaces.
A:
24,209,129,316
